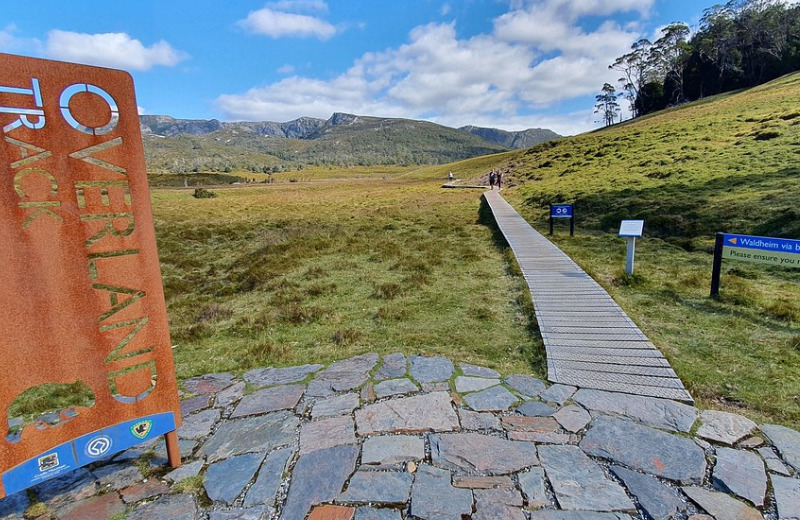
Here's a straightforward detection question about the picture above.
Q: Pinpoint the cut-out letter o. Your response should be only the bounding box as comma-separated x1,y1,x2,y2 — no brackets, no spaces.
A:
59,83,119,136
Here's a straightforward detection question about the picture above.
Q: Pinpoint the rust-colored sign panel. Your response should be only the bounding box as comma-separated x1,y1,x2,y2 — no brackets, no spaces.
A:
0,53,181,498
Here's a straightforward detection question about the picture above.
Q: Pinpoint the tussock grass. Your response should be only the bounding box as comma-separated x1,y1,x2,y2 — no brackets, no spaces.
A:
153,178,544,380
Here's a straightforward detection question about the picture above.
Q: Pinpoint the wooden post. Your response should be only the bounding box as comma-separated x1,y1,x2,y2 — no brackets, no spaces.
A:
165,431,182,468
710,233,724,298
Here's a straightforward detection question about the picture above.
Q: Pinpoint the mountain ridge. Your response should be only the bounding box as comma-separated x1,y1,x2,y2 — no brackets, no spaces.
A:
140,112,560,173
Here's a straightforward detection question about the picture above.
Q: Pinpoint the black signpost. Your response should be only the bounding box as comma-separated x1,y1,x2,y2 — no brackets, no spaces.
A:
711,232,800,298
550,204,574,236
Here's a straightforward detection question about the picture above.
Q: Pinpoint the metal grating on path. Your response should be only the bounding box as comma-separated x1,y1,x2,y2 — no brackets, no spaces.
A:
483,191,693,402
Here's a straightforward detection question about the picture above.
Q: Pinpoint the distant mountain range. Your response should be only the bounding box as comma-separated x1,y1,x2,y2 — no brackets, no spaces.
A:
139,113,560,173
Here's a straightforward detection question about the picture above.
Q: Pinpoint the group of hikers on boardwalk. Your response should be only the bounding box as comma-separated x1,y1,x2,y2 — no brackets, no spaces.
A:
489,169,503,190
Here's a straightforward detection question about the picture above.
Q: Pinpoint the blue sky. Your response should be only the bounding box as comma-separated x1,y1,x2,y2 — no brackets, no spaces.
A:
2,1,723,135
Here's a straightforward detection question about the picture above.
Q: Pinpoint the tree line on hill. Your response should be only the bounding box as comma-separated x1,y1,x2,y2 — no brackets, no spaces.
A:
595,0,800,125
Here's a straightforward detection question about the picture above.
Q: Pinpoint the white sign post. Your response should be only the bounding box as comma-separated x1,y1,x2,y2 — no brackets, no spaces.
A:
619,220,645,275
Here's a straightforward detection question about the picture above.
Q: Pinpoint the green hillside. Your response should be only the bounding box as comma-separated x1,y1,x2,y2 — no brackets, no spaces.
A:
492,72,800,244
445,72,800,426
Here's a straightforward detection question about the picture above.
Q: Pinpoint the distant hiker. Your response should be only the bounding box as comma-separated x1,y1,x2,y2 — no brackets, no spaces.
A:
497,171,503,190
489,171,496,190
449,171,454,182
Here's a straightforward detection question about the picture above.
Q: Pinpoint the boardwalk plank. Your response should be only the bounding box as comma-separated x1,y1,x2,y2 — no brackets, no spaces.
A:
484,191,692,403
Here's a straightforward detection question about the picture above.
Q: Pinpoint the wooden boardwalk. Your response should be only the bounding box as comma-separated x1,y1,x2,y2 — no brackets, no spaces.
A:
484,191,693,402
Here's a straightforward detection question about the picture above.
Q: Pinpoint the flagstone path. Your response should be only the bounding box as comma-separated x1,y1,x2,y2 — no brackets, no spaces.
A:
2,353,799,520
482,191,692,402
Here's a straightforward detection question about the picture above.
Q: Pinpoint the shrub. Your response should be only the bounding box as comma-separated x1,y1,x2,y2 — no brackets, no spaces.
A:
193,187,217,199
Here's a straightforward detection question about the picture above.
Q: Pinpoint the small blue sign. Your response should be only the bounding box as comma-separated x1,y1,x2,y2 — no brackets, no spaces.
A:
1,412,176,496
551,204,573,218
723,233,800,254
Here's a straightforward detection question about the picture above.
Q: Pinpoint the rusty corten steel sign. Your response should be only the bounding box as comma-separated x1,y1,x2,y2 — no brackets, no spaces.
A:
0,53,181,498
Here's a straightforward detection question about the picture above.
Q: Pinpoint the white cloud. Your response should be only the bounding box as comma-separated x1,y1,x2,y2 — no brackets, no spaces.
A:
219,1,654,135
238,4,337,40
277,64,296,74
45,31,187,71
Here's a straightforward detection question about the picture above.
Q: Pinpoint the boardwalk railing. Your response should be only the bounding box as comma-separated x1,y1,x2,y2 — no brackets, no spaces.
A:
483,191,692,402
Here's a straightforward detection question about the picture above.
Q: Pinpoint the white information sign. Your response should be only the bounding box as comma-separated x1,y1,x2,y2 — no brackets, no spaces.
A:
619,220,645,237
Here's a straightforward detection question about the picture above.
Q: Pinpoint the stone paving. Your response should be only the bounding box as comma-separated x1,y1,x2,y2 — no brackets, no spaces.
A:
482,191,692,402
2,353,800,520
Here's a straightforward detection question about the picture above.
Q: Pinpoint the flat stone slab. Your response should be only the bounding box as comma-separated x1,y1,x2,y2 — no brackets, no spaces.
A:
682,486,763,520
455,376,500,393
430,432,538,475
231,384,305,418
356,392,459,434
517,401,557,417
772,475,800,520
572,389,698,432
758,446,792,476
696,410,756,445
760,424,800,472
409,355,454,383
501,416,559,433
580,416,706,484
355,508,402,520
300,416,356,454
538,445,634,512
553,404,592,433
215,381,246,408
374,353,407,381
505,374,547,397
126,493,199,520
409,465,473,520
531,512,633,520
453,476,516,489
362,435,425,465
473,488,526,520
199,411,298,463
374,378,419,398
460,363,500,378
517,467,549,508
458,408,501,430
312,393,360,419
210,507,271,520
281,444,359,520
184,373,235,395
165,459,204,483
181,394,213,416
337,471,413,504
610,466,686,520
712,447,766,507
307,354,379,397
178,408,221,439
464,385,518,411
244,447,294,508
205,453,265,505
244,364,323,387
539,384,577,405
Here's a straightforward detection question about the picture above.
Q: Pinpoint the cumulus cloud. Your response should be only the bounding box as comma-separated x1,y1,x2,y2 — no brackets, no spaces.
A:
45,30,187,71
219,0,653,134
238,1,337,40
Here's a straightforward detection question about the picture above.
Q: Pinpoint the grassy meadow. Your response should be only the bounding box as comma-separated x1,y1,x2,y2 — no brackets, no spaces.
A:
443,72,800,428
153,178,544,381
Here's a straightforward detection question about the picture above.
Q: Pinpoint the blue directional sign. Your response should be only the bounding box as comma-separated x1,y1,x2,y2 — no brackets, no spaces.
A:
721,233,800,268
723,234,800,253
1,412,176,496
551,204,573,218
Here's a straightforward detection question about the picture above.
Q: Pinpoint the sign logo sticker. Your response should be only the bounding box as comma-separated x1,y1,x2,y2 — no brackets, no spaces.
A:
84,436,112,458
37,453,60,472
131,420,153,440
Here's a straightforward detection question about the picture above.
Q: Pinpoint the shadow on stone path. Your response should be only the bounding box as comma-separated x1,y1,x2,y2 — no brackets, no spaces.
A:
2,353,799,520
